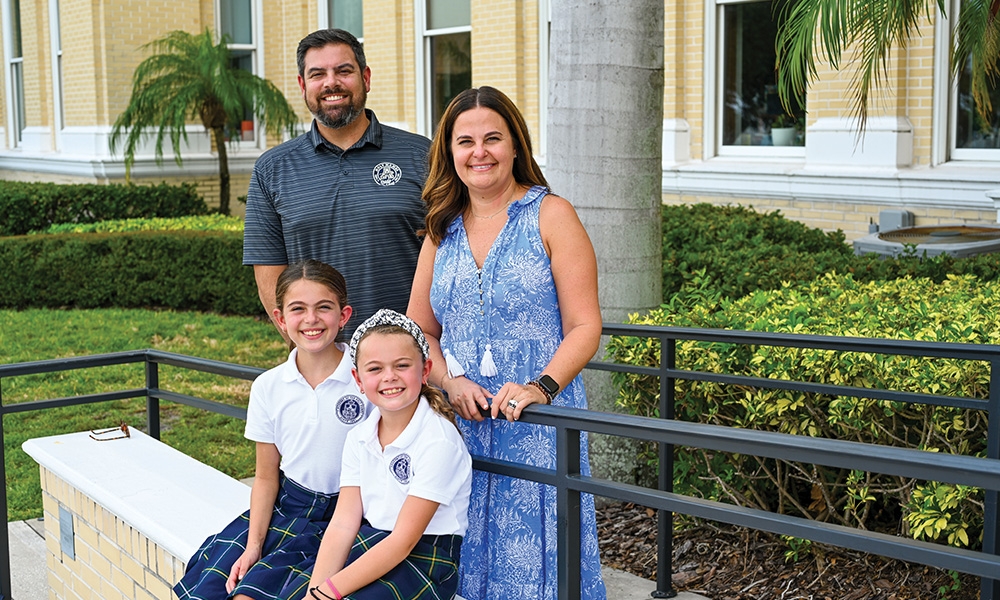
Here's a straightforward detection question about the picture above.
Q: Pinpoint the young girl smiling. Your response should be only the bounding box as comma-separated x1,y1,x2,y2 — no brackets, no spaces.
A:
308,309,472,600
176,260,371,600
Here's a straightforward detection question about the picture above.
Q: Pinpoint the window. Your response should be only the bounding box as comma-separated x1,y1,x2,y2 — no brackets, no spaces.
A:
422,0,471,132
3,0,26,146
219,0,257,142
325,0,363,39
949,0,1000,159
715,0,805,154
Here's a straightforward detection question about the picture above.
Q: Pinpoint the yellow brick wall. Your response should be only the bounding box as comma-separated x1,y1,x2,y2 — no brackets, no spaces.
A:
39,466,186,600
21,0,51,131
364,0,414,127
666,0,704,159
661,193,996,241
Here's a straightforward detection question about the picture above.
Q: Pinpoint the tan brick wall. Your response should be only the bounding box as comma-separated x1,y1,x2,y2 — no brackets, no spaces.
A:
39,466,186,600
364,0,413,126
21,0,51,131
665,0,704,158
661,193,996,241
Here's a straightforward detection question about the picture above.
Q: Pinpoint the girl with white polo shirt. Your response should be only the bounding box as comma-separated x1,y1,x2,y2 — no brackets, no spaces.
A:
308,309,472,600
175,260,371,600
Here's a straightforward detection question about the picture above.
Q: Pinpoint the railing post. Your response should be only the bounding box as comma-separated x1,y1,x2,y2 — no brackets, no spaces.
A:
982,358,1000,600
1,381,12,600
653,335,677,598
145,354,160,440
556,425,582,600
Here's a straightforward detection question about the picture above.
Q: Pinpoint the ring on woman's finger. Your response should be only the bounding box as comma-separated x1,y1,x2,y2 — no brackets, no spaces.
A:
508,399,518,409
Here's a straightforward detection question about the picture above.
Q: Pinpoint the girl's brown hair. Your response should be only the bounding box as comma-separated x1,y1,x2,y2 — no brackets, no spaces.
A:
275,259,349,313
355,326,459,430
422,86,549,245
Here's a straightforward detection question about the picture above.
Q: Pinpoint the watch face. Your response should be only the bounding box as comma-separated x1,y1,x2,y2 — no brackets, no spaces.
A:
538,374,559,395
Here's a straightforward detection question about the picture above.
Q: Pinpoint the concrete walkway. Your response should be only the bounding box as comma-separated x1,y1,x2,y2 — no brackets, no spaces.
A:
8,518,709,600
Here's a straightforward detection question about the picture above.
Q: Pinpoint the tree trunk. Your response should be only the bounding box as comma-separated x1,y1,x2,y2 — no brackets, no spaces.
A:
211,126,231,215
547,0,664,484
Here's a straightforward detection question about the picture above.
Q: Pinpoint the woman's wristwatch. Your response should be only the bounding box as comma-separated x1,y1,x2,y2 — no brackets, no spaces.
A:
528,374,560,404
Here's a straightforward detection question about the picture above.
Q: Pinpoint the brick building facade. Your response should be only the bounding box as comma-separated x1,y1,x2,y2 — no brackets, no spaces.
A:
0,0,997,236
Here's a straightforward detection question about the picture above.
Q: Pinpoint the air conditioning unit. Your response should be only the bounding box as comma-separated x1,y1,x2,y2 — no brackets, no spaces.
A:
853,225,1000,258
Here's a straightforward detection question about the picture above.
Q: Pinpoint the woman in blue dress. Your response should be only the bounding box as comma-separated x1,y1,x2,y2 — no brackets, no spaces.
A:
407,86,607,600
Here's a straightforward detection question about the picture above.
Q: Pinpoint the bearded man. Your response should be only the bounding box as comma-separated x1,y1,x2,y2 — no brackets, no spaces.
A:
243,29,431,339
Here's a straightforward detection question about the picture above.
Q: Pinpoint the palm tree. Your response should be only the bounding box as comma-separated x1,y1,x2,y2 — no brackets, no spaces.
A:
774,0,1000,130
110,28,301,215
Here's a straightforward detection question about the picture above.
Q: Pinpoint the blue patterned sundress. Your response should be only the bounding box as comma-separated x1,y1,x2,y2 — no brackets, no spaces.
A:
430,185,607,600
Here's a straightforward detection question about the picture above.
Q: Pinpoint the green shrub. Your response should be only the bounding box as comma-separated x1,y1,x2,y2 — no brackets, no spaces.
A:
662,204,1000,307
608,272,995,549
0,181,207,236
0,230,261,315
662,204,853,302
41,214,244,234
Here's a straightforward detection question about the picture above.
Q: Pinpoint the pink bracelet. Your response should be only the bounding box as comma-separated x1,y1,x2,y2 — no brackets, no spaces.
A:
325,578,343,600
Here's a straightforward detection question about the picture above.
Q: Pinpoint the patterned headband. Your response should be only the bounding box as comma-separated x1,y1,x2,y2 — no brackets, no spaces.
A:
349,309,430,365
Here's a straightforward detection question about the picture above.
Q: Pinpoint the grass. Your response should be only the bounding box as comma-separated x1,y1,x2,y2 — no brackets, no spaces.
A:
1,308,287,521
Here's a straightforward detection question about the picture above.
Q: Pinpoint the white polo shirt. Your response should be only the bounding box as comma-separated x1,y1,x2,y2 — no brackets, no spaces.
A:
245,345,371,494
341,397,472,536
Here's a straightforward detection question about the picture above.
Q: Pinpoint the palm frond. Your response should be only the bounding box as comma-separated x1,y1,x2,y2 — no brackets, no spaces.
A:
776,0,943,131
953,0,1000,125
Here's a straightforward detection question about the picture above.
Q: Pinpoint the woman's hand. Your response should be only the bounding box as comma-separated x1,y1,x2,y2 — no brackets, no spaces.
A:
226,546,262,593
492,381,549,421
443,376,494,421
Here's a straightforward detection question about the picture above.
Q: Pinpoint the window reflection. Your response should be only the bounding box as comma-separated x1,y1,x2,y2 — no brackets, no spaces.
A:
955,54,1000,149
721,1,805,147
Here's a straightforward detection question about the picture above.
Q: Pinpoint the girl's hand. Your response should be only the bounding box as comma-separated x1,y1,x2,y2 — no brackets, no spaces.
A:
492,382,549,421
226,546,262,593
443,376,493,421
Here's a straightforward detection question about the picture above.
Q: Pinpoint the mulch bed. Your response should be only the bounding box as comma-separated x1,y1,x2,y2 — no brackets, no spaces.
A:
596,502,980,599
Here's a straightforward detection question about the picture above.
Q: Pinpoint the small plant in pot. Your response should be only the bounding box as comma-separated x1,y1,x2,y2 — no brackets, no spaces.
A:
771,113,798,146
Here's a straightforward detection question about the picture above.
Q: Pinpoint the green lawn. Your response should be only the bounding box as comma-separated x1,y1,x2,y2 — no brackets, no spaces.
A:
1,308,287,521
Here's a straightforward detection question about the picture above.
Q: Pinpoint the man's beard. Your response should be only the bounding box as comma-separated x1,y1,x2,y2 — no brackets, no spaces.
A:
310,89,367,130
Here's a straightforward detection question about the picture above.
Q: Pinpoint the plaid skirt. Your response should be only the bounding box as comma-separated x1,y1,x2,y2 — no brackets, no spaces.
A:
307,523,461,600
174,473,338,600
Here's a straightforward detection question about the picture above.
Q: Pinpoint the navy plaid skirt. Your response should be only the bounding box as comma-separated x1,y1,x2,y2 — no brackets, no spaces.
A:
305,523,462,600
174,473,338,600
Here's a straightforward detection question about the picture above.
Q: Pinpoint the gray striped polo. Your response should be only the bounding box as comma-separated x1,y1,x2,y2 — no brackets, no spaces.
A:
243,110,431,337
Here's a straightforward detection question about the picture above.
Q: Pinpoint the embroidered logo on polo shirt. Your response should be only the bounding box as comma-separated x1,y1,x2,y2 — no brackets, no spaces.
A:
336,395,366,425
389,453,411,484
372,162,402,186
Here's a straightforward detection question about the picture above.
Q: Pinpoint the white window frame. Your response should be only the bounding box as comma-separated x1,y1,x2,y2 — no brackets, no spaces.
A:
49,0,64,150
216,0,264,149
707,0,805,159
2,0,26,148
933,0,1000,163
414,0,471,137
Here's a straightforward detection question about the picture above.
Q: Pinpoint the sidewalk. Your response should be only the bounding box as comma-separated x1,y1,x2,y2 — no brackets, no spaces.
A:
8,518,709,600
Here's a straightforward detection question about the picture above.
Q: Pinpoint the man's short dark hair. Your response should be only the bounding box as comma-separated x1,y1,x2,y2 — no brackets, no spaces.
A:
297,29,367,77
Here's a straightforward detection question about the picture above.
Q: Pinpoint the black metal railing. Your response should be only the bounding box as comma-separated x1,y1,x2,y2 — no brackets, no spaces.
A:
2,325,1000,600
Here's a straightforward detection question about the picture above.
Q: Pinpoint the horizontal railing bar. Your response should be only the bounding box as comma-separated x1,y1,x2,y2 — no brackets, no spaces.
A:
0,389,147,414
519,406,1000,490
472,456,560,486
598,324,1000,360
150,389,248,420
146,350,265,380
572,476,1000,580
0,350,148,377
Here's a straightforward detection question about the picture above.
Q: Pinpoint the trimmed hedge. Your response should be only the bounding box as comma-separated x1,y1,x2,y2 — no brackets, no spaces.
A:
0,230,261,315
662,203,1000,306
41,214,244,234
0,181,208,236
609,272,996,549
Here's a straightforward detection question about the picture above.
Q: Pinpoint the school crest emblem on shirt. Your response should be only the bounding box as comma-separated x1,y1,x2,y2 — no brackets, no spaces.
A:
372,162,402,186
336,395,365,424
389,453,411,484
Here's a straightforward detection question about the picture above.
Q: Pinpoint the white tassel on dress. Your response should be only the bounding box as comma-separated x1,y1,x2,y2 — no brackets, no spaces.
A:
443,348,466,378
479,343,498,377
